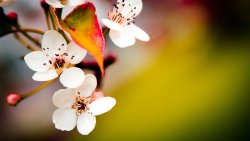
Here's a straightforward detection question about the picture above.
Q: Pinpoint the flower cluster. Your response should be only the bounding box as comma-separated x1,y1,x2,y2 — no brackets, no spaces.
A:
102,0,150,47
2,0,150,136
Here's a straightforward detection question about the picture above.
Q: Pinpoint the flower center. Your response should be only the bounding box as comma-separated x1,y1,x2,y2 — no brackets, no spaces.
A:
110,2,138,25
59,0,68,5
108,12,126,25
72,96,90,116
53,58,65,69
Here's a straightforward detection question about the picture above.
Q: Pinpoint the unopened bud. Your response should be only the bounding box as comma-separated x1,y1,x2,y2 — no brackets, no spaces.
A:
92,91,104,101
6,93,21,106
41,0,49,10
6,11,18,25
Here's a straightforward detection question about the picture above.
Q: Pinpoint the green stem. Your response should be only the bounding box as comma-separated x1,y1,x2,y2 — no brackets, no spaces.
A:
18,28,45,35
49,7,70,43
20,31,41,46
14,33,40,51
49,7,57,30
59,29,70,43
21,79,56,100
45,11,52,30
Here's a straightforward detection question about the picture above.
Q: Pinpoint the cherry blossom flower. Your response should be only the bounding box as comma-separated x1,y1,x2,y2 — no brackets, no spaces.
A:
45,0,86,8
102,0,150,48
0,0,15,7
52,74,116,135
24,30,87,88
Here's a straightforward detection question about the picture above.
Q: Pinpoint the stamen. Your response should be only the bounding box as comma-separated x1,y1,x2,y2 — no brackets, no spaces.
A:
113,4,118,9
53,58,65,69
109,1,137,26
72,96,90,116
108,11,126,25
63,53,68,56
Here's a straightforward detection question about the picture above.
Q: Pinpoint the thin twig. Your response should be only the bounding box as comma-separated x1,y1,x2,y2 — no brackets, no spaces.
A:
22,79,56,99
14,33,40,51
49,7,70,43
45,12,52,30
20,31,41,46
49,7,57,30
13,79,57,106
18,28,45,35
58,29,70,43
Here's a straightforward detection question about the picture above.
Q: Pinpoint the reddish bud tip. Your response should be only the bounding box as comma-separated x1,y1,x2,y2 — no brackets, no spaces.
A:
6,12,18,25
41,0,49,10
92,91,104,101
6,93,21,106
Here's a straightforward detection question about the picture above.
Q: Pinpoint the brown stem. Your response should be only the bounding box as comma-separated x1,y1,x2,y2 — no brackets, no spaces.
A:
21,79,56,99
49,7,57,30
44,11,52,30
20,31,41,46
14,33,40,51
18,28,45,35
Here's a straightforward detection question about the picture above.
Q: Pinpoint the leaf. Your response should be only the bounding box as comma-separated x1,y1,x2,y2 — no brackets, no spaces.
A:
54,2,105,75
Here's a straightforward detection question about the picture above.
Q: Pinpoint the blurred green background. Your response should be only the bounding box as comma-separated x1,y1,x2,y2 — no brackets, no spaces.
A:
0,0,249,141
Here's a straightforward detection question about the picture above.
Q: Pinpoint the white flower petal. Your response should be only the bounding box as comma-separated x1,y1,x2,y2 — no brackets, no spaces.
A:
52,108,77,131
24,51,50,72
53,89,77,108
88,97,116,116
120,0,143,18
42,30,67,58
68,0,85,6
127,24,150,41
75,74,97,98
102,19,123,31
32,69,58,81
65,42,87,64
77,112,96,135
60,67,85,88
109,29,135,48
0,0,16,7
45,0,65,8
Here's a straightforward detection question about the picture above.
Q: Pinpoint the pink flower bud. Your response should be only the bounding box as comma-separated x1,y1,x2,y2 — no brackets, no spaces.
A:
6,93,21,106
6,12,18,25
92,91,104,100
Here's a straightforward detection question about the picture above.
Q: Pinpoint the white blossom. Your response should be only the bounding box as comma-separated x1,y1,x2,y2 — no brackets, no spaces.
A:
24,30,87,88
102,0,150,48
45,0,86,8
52,74,116,135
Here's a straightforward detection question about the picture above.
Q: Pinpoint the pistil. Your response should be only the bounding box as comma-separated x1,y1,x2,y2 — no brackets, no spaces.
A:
72,96,90,116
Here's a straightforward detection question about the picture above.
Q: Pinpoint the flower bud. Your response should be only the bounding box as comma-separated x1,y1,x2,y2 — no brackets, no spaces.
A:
41,0,49,10
92,91,104,101
6,93,21,106
6,11,18,25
